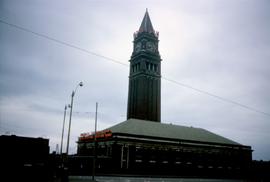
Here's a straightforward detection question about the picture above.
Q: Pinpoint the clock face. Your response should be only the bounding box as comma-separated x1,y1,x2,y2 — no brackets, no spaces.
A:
135,42,142,52
146,41,155,52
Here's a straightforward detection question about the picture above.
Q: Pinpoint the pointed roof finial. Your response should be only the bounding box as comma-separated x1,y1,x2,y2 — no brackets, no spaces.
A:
138,9,155,34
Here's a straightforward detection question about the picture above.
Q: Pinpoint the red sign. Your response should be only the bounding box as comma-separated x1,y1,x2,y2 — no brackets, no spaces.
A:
79,129,112,141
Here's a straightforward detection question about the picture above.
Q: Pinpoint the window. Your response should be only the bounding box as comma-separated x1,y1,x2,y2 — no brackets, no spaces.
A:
146,62,150,70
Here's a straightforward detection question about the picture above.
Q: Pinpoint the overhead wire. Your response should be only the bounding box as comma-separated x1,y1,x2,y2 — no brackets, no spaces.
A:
0,19,128,67
1,19,269,117
162,77,270,117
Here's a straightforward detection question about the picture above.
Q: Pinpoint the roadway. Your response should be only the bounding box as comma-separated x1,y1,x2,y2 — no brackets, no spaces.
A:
68,176,247,182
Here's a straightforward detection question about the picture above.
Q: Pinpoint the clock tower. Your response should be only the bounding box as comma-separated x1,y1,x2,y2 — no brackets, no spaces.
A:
127,10,161,122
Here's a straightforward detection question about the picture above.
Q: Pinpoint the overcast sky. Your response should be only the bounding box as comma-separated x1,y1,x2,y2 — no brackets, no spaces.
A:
0,0,269,160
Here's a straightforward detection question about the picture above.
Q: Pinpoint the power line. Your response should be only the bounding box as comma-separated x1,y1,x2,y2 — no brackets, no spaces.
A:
162,77,270,117
0,19,128,67
1,19,269,117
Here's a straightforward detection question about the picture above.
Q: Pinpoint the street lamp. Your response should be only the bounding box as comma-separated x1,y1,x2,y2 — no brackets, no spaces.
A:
66,81,83,155
60,105,67,155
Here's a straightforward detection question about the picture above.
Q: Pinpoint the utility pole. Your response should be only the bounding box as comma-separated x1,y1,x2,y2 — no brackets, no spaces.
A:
60,105,67,155
92,102,98,181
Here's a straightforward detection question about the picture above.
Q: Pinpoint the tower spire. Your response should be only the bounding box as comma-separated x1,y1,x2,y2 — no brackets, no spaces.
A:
138,9,155,33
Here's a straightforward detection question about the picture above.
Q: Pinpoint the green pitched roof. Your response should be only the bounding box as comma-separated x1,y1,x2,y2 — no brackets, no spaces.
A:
107,119,240,146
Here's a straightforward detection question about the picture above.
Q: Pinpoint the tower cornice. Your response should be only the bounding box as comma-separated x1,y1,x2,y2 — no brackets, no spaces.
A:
130,51,161,60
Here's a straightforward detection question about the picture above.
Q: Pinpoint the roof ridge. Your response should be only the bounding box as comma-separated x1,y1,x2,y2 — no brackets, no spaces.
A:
127,118,201,129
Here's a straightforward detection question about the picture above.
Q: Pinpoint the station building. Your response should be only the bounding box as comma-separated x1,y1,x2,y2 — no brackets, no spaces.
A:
76,10,252,176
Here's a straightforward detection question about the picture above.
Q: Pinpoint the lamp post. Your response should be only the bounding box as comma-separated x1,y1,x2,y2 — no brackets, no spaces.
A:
66,81,83,155
60,105,67,155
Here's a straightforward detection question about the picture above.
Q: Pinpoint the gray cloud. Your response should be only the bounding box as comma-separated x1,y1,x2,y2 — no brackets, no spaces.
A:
0,0,269,159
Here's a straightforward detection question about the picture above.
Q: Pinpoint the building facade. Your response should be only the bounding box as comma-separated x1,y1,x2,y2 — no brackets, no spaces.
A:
77,119,252,176
0,135,50,181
